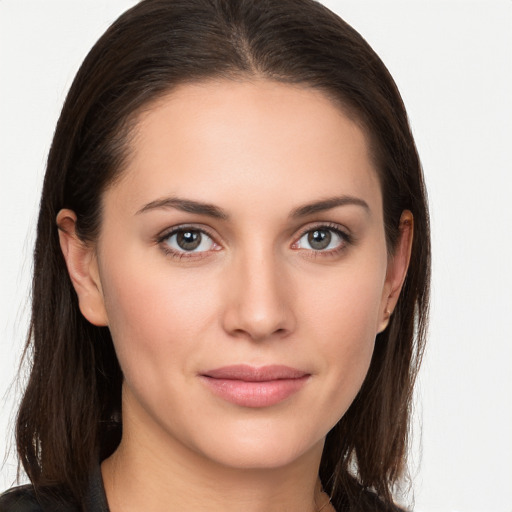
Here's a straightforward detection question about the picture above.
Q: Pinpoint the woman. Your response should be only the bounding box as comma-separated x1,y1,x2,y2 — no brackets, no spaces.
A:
0,0,430,511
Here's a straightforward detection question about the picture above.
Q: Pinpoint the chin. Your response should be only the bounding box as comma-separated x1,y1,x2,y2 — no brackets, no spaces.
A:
187,420,327,471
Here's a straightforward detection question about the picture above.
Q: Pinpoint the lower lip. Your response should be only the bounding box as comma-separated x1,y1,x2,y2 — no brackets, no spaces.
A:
200,376,310,408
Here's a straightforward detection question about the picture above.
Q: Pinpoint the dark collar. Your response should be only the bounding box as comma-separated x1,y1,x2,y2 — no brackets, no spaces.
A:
83,464,110,512
0,465,110,512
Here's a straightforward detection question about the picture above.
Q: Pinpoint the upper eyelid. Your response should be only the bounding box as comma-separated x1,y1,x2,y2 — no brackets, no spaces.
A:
157,223,217,242
295,221,350,238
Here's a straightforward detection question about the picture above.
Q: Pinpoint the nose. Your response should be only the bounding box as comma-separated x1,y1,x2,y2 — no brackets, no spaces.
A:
221,248,296,342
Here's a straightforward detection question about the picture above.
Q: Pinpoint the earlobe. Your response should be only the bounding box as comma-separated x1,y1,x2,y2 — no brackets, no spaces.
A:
57,209,108,327
377,210,414,334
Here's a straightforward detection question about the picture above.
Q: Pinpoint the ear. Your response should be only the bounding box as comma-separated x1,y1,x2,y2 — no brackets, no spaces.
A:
377,210,414,334
57,209,108,326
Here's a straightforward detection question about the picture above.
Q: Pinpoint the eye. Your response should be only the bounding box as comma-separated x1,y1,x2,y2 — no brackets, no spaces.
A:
161,227,217,254
294,225,349,252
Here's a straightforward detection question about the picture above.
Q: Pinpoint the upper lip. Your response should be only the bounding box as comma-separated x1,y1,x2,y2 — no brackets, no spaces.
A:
201,364,309,382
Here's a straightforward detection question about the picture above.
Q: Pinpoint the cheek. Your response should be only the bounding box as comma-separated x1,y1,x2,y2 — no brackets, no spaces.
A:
98,253,219,380
298,255,386,416
302,254,386,342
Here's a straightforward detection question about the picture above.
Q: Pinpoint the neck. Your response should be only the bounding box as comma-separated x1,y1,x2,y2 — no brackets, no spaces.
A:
101,403,329,512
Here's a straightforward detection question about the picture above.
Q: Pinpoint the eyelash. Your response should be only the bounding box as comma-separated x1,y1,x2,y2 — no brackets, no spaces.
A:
156,225,220,260
155,222,353,260
292,222,353,258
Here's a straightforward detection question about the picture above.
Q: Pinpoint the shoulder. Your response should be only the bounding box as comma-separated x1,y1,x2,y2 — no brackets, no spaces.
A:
333,486,408,512
0,485,41,512
359,488,408,512
0,485,79,512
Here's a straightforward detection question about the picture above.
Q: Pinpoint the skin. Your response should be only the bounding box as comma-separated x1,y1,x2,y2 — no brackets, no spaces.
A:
57,79,413,512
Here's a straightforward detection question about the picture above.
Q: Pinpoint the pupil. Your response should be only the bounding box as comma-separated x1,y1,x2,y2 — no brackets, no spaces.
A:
177,230,201,251
308,229,331,250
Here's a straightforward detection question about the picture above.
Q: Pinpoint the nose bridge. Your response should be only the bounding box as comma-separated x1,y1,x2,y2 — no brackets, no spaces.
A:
223,241,294,340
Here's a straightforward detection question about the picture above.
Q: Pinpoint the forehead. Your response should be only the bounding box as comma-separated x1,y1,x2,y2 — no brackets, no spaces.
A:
106,79,382,217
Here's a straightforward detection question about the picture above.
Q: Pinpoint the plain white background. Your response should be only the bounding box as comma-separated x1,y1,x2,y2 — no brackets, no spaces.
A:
1,1,511,511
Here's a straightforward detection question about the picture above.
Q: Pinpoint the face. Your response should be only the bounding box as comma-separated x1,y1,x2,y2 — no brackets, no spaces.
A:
61,80,408,471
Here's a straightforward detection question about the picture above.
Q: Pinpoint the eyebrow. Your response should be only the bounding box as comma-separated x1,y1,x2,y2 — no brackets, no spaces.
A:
136,197,229,219
290,195,370,218
136,194,369,220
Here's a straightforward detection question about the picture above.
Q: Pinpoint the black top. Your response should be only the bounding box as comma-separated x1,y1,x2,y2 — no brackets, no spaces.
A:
0,466,108,512
0,468,406,512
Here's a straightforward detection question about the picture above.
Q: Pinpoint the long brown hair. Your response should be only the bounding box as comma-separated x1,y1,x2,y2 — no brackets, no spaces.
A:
16,0,430,509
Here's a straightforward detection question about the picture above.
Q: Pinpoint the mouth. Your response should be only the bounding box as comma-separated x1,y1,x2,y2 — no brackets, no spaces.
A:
199,364,311,408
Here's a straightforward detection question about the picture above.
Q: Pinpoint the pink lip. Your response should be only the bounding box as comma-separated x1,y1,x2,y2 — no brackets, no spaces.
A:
200,365,310,408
